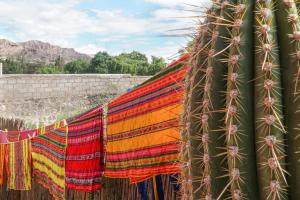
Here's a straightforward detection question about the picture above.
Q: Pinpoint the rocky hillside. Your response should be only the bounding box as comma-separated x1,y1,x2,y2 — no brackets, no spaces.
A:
0,39,91,64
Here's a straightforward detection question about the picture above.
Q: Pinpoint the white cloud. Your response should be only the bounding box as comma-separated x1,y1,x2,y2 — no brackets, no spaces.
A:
150,8,199,33
145,0,209,8
92,10,148,34
97,35,128,43
143,42,186,62
0,1,91,46
0,1,149,48
75,44,106,55
0,0,205,59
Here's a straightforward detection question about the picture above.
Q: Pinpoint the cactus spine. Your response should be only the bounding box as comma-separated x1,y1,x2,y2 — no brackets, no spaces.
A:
221,0,258,199
180,2,231,199
254,0,287,199
276,1,300,200
200,4,229,199
181,0,300,199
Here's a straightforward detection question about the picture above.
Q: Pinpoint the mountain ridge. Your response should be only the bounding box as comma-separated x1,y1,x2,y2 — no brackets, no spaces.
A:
0,39,91,64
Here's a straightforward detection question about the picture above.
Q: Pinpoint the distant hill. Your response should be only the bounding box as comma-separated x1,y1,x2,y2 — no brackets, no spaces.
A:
0,39,91,64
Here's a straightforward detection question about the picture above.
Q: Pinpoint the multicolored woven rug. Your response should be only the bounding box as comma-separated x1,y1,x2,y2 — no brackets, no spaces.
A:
105,55,188,183
4,120,66,143
31,126,67,200
66,106,104,191
66,106,103,124
0,131,8,144
6,139,31,190
0,144,6,185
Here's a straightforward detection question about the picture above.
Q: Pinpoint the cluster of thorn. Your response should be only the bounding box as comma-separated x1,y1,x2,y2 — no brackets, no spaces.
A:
180,19,214,199
221,1,245,200
180,60,198,200
283,0,300,94
256,1,287,199
184,1,230,198
197,7,218,199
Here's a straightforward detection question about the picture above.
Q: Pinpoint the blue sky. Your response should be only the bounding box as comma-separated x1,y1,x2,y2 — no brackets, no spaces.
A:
0,0,208,61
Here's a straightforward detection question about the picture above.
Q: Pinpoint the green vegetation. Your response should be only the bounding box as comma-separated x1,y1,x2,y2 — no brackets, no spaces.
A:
3,51,166,75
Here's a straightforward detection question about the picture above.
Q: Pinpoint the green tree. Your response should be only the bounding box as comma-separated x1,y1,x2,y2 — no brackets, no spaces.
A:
115,51,149,75
88,52,115,73
64,60,89,74
2,59,23,74
36,65,64,74
2,50,167,75
148,56,166,75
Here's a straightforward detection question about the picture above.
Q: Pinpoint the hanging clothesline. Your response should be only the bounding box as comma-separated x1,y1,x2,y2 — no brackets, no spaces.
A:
0,53,190,200
0,53,190,143
0,105,106,199
0,104,103,144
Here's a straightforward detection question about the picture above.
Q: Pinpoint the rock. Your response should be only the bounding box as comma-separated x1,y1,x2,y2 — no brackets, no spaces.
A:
0,39,91,64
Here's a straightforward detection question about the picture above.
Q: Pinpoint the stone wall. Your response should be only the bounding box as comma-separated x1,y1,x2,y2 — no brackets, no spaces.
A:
0,74,149,126
0,74,148,100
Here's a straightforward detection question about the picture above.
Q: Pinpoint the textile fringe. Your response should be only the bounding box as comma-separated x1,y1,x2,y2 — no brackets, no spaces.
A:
6,139,31,190
0,145,5,185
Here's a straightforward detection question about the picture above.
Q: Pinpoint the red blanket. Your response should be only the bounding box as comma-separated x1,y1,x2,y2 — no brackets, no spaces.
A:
66,106,104,191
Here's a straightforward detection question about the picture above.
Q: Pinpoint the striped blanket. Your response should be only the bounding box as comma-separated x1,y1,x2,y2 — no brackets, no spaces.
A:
4,120,66,143
66,106,103,124
105,55,188,183
0,131,8,144
66,106,104,191
6,139,31,190
0,144,5,185
31,126,67,200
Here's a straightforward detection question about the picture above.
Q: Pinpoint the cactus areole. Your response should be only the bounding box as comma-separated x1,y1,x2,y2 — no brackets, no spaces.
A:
181,0,300,199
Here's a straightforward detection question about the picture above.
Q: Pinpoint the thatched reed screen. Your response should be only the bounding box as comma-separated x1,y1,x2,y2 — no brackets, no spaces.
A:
1,176,178,200
0,118,24,132
0,118,179,200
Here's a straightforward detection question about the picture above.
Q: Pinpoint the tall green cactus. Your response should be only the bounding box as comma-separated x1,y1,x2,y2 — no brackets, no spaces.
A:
181,0,300,199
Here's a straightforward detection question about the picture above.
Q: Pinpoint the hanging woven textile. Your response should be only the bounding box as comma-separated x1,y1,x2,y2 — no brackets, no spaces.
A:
105,54,189,183
0,131,8,144
5,120,66,143
65,106,104,191
6,139,31,190
0,144,6,185
66,106,103,124
31,126,68,200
